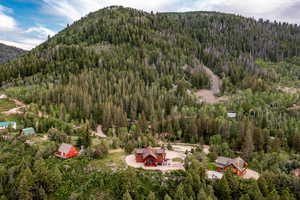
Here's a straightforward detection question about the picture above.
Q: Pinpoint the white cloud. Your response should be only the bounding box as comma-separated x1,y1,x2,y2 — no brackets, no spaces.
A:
42,0,300,24
42,0,180,22
25,26,56,38
0,4,56,50
194,0,300,24
0,5,17,31
0,39,43,50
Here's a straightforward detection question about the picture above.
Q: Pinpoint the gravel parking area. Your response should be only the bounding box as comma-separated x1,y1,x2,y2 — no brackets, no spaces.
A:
242,169,260,180
125,150,186,172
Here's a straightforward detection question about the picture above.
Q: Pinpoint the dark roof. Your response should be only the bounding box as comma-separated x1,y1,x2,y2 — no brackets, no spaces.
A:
215,156,247,171
216,156,232,166
231,157,246,170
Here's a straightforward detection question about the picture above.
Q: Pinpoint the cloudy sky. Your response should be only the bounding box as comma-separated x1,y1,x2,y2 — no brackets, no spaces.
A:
0,0,299,50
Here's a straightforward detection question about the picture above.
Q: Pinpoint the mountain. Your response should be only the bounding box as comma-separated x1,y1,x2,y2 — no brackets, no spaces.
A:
0,43,26,63
1,6,300,124
0,6,300,200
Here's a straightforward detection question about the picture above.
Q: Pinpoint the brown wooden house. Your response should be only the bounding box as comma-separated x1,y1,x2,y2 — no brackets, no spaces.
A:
135,147,166,166
215,156,248,176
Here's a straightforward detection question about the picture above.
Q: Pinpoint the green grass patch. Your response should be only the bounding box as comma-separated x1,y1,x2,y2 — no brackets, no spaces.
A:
172,157,183,163
87,152,126,170
207,162,216,170
0,99,16,113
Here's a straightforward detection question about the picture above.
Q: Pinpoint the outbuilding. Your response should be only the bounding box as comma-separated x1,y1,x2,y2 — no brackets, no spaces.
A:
55,143,78,159
0,122,16,129
21,127,36,135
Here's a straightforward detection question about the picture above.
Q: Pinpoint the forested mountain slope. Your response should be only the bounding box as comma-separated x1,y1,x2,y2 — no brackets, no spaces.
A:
0,6,300,200
1,6,300,124
0,43,26,63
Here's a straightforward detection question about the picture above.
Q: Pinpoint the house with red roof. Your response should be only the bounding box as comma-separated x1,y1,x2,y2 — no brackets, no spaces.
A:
55,143,78,159
135,147,166,166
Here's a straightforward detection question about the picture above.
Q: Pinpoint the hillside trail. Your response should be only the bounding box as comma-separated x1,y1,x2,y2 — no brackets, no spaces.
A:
195,65,228,103
1,97,27,115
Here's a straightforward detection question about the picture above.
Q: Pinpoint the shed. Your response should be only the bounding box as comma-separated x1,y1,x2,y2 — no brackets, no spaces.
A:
22,127,36,135
0,122,16,129
55,143,78,159
227,113,237,118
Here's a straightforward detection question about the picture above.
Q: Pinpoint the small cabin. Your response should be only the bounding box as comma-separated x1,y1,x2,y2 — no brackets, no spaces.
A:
0,122,16,130
135,147,166,166
215,156,248,176
55,143,78,159
21,127,36,135
227,113,237,118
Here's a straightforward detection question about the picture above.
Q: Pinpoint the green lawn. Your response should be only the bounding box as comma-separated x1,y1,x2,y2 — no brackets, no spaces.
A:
207,162,216,170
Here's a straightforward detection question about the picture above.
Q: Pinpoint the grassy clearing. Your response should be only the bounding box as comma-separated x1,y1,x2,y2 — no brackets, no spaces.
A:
87,152,126,170
0,99,16,113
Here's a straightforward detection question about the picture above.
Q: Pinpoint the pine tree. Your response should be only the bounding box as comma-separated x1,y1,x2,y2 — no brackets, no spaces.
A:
242,129,254,159
123,191,133,200
174,184,187,200
164,194,172,200
197,188,207,200
17,168,34,200
266,190,280,200
239,194,251,200
146,191,156,200
215,177,231,200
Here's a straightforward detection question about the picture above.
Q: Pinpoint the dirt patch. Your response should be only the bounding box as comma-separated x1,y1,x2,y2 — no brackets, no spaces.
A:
2,107,24,115
172,145,194,153
1,97,27,115
195,90,228,104
202,65,221,95
92,125,107,138
242,169,260,180
11,98,26,107
279,86,300,94
108,149,124,153
193,65,228,104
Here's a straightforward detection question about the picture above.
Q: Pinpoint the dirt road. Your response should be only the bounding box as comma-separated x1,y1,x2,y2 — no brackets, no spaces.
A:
202,65,221,95
195,65,228,103
2,98,27,115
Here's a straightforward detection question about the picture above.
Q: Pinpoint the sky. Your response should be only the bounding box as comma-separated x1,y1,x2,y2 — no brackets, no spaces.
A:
0,0,300,50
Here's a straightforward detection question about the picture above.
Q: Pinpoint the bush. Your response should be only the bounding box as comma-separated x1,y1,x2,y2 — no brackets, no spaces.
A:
84,143,108,159
48,128,69,143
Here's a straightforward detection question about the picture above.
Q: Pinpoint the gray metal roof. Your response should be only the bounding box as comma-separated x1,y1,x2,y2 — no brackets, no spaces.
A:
216,156,233,166
215,156,247,171
58,143,73,154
